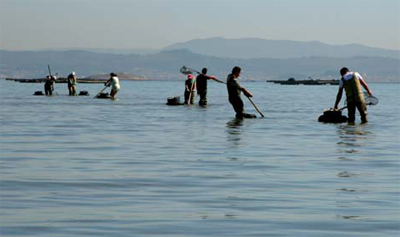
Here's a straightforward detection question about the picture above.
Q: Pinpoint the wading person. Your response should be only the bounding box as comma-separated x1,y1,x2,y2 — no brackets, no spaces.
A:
67,71,77,96
184,74,196,104
105,72,120,100
334,67,373,123
196,68,218,106
44,75,56,96
226,66,256,119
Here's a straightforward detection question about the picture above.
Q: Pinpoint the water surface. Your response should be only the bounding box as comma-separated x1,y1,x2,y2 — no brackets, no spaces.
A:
0,80,399,237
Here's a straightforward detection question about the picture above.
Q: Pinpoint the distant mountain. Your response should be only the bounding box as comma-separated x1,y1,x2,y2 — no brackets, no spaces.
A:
164,37,400,59
1,49,399,82
40,47,159,55
83,72,146,80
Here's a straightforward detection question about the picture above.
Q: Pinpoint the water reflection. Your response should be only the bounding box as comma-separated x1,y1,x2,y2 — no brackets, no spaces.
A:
335,124,373,154
226,118,244,147
334,124,374,221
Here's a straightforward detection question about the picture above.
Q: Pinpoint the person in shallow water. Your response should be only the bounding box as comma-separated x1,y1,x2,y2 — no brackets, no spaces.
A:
184,74,196,104
44,75,56,96
226,66,256,119
105,72,120,100
334,67,373,123
67,71,77,96
196,68,218,106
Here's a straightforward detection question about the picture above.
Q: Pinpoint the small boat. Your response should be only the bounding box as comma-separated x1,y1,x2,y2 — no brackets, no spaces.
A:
79,91,90,96
318,108,347,123
166,96,184,105
95,92,111,99
33,91,44,96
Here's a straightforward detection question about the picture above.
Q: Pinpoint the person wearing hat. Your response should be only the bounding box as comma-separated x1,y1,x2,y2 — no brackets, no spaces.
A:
184,74,196,104
67,71,77,96
105,72,120,100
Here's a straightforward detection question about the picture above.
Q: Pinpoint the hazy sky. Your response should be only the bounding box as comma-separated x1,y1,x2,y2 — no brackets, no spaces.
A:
1,0,399,50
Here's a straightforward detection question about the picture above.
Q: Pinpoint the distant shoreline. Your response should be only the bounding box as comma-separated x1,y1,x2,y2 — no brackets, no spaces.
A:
2,77,163,83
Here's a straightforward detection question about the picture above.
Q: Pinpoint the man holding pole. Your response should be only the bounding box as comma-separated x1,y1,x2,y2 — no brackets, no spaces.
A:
196,68,219,106
226,66,256,118
44,75,56,96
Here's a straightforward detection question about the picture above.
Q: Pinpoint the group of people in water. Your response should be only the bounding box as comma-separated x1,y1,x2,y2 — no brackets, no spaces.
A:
184,66,373,122
43,72,121,99
42,66,373,122
183,66,257,118
44,72,78,96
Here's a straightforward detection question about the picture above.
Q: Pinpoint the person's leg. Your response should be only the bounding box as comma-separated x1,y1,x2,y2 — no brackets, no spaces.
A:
110,89,118,100
357,102,368,123
184,91,189,104
199,91,207,106
45,84,50,95
199,92,204,105
347,101,356,123
189,91,195,104
72,86,77,96
230,98,244,118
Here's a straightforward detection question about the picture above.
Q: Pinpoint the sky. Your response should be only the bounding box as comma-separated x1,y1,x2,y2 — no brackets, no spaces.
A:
0,0,399,51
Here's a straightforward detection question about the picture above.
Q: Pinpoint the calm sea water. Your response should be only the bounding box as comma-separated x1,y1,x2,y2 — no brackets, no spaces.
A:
0,79,399,237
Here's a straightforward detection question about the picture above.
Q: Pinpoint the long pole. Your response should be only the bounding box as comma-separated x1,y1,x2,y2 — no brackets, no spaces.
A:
187,80,196,104
47,64,52,76
93,84,109,99
246,96,265,117
180,66,265,117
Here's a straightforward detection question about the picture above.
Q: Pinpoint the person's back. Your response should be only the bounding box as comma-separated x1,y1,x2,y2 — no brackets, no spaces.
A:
44,76,55,95
111,76,120,88
196,74,207,94
197,68,217,106
227,73,242,101
334,67,373,123
341,72,364,103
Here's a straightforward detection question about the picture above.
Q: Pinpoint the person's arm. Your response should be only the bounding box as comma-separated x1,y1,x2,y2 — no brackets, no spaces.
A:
334,87,343,109
360,79,372,95
105,78,111,86
242,87,253,98
207,75,225,84
185,81,189,91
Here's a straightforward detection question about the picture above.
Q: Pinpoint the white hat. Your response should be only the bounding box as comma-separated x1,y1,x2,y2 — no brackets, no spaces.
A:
72,71,76,75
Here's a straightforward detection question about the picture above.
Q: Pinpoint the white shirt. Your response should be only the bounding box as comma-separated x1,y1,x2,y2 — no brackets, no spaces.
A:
110,76,120,90
339,72,365,88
